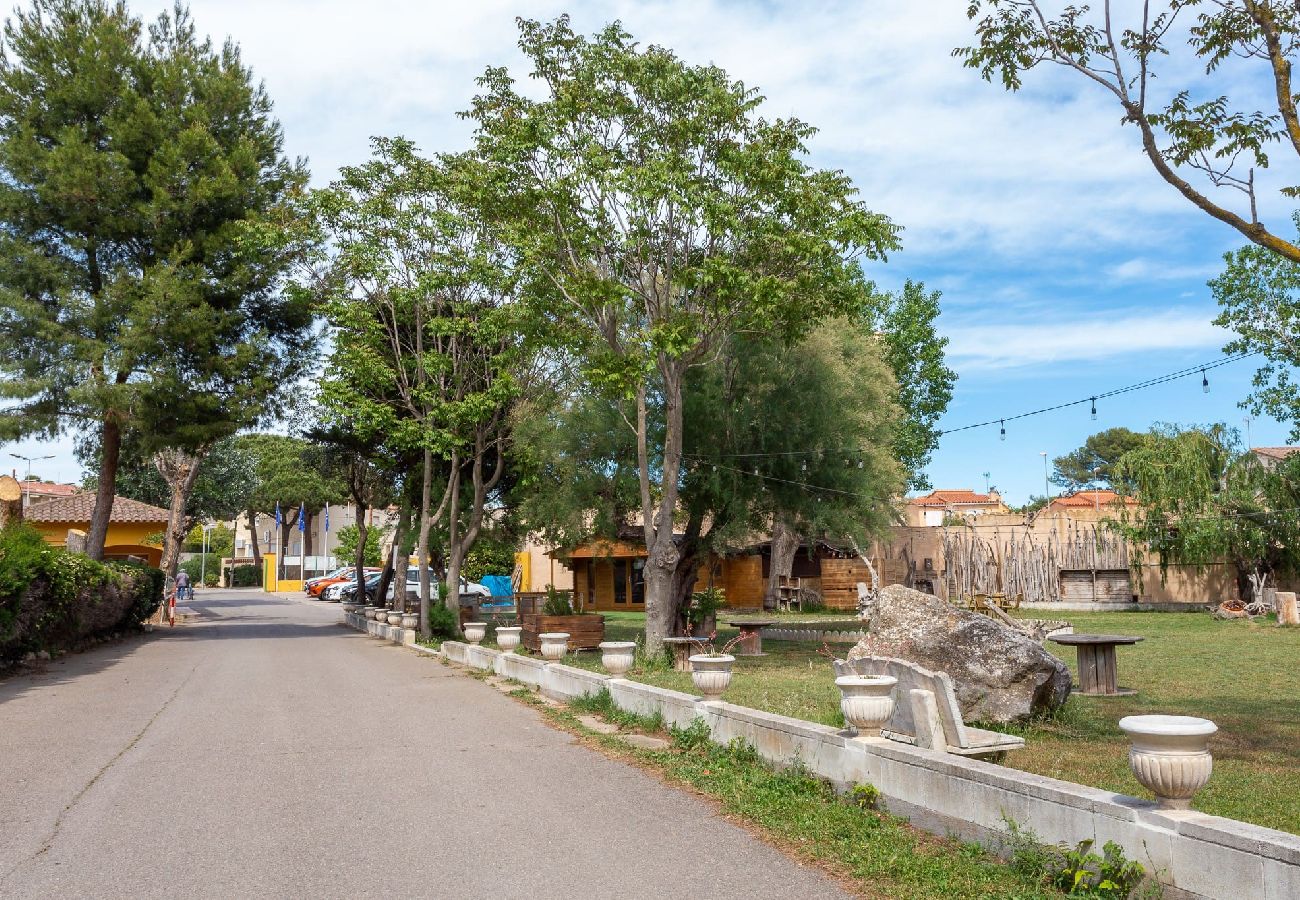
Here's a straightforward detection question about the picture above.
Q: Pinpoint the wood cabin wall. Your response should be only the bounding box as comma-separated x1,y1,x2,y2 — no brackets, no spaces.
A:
819,558,874,610
719,555,764,607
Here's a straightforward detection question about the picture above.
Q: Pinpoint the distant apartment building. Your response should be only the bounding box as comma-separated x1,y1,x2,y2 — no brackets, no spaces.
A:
904,489,1009,527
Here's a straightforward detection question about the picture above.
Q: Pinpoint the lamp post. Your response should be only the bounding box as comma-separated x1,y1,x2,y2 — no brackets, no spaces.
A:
199,523,216,587
8,452,54,482
1040,452,1050,506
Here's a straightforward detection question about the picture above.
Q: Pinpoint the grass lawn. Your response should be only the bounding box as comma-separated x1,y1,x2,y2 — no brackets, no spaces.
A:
524,609,1300,835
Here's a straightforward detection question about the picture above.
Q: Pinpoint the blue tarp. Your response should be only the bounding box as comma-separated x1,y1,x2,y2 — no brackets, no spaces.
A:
481,575,513,598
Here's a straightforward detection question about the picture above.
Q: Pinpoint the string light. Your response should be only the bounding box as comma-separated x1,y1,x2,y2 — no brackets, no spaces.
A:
1202,369,1210,393
999,419,1006,441
1090,397,1097,421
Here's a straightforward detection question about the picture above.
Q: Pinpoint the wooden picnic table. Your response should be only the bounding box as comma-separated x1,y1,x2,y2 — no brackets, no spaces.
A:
1049,633,1144,697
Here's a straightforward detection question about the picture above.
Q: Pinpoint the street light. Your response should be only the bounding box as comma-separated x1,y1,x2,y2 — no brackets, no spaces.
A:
1039,452,1050,506
8,452,54,481
200,523,216,588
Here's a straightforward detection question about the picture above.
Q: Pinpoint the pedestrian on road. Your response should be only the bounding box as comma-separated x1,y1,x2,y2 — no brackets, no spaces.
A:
175,569,191,601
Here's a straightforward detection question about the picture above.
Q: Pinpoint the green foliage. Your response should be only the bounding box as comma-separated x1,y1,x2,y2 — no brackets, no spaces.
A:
183,523,233,557
541,585,575,616
568,687,665,733
180,554,219,585
426,601,459,639
1052,428,1147,491
461,537,516,582
335,525,384,568
0,523,161,660
0,2,317,563
850,782,882,810
687,586,727,630
236,434,346,523
1211,216,1300,437
230,564,260,588
1113,424,1300,601
669,717,715,752
1002,819,1148,898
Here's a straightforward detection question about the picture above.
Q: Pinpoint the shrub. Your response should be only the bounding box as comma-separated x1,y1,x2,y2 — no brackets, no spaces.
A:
427,601,459,639
462,539,517,582
542,584,575,615
230,564,260,587
687,586,726,630
180,554,219,585
0,523,163,662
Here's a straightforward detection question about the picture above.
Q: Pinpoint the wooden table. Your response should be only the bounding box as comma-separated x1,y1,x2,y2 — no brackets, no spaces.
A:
727,619,778,656
662,637,708,671
1049,634,1144,696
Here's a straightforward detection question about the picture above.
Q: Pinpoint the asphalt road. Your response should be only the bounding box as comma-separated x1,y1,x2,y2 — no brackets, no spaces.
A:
0,590,849,899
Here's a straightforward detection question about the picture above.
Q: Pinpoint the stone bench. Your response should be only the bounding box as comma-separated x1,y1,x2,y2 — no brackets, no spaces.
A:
833,655,1025,761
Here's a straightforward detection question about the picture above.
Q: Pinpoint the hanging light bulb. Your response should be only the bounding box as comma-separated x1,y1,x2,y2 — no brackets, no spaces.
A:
999,419,1006,441
1202,369,1210,393
1090,397,1097,421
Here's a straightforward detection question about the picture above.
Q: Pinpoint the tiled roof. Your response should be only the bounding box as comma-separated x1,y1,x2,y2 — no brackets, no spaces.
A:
25,492,171,524
1253,446,1300,461
908,489,1001,508
20,481,80,497
1048,489,1136,509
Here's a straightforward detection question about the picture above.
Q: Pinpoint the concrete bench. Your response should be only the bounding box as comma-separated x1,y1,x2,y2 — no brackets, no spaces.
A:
833,655,1024,761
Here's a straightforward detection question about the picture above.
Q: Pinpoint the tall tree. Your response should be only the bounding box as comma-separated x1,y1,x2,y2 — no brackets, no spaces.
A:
0,1,314,562
1113,423,1300,604
1051,426,1147,491
470,17,898,653
238,434,344,565
958,1,1300,264
316,141,523,635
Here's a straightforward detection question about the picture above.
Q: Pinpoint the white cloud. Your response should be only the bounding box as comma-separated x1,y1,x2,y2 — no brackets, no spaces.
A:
1107,257,1219,283
944,308,1229,371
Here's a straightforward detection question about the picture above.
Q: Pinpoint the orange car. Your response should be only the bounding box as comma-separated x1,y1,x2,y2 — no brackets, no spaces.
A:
306,567,378,597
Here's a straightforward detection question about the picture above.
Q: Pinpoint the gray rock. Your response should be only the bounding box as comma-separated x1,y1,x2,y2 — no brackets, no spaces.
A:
847,584,1071,724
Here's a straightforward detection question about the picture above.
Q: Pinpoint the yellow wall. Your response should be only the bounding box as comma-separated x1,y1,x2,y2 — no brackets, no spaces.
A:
262,554,304,592
31,519,163,567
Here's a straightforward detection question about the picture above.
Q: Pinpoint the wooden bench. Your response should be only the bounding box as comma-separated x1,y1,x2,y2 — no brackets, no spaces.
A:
833,655,1024,760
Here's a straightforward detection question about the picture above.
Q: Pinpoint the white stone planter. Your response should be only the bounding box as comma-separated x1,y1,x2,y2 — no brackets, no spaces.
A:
386,611,404,626
599,641,637,676
400,613,418,630
1119,714,1217,809
539,632,569,660
463,622,487,645
369,607,386,621
689,654,735,699
495,626,522,653
835,675,897,736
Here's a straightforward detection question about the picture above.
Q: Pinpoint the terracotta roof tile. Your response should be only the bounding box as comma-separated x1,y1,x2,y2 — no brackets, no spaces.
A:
1253,446,1300,461
25,493,171,524
908,489,1003,508
1048,489,1136,509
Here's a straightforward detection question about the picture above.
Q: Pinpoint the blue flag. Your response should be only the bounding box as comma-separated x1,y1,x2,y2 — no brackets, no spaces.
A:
297,503,305,532
275,501,281,528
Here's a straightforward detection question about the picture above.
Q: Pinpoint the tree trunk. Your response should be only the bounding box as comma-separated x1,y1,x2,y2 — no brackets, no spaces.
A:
248,509,261,565
765,517,800,611
85,414,122,561
375,505,407,611
443,450,463,621
302,510,314,563
354,500,369,599
642,367,685,656
154,447,206,580
417,447,435,634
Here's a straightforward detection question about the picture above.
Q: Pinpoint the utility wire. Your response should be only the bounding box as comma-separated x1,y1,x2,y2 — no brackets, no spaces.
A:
682,352,1253,461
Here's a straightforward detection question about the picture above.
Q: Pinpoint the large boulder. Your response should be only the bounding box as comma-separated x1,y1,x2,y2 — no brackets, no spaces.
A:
847,584,1071,723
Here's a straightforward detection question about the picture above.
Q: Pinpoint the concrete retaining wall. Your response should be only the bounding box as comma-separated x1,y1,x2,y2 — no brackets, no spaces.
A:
764,628,865,644
339,610,1298,899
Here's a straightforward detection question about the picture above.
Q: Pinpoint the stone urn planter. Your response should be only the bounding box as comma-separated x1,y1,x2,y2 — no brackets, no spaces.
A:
400,613,418,630
835,675,897,736
1119,714,1217,810
689,654,735,699
599,641,637,676
463,622,487,645
495,626,522,653
369,607,386,621
386,611,403,626
539,632,569,660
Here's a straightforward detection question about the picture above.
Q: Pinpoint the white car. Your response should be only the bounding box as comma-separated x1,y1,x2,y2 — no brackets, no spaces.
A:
385,571,492,601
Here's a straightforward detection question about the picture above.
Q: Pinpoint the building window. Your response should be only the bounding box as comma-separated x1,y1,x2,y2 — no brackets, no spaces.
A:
613,560,628,603
631,559,645,604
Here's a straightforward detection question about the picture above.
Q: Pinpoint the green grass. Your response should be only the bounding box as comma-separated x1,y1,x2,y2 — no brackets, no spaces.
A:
532,688,1059,900
564,610,1300,835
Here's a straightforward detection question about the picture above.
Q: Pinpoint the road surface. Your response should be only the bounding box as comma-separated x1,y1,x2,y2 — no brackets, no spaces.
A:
0,590,848,899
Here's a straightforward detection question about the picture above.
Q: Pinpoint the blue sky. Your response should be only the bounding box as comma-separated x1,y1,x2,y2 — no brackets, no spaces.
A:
3,0,1294,504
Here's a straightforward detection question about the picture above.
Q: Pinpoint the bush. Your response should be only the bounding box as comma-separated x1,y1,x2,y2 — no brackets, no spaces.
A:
542,584,575,615
427,601,459,639
0,523,163,662
462,539,517,582
229,564,260,587
180,554,218,585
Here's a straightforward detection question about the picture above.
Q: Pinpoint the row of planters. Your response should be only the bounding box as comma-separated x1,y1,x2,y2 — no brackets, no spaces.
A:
0,524,164,664
458,622,1223,813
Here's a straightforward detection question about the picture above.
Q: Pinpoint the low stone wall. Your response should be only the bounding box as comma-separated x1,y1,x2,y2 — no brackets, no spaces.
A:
763,627,866,644
339,610,1299,899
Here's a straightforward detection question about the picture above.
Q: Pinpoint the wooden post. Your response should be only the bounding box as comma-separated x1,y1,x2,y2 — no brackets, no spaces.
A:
1277,592,1299,627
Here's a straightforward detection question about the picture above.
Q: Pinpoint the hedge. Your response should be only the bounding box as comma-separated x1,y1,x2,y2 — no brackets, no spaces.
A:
0,524,163,663
230,564,260,587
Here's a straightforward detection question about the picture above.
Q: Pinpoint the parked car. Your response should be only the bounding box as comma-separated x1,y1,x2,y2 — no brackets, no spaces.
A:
308,566,380,597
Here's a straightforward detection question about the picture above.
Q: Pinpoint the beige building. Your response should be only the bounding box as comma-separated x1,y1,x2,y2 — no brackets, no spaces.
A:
904,489,1009,527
